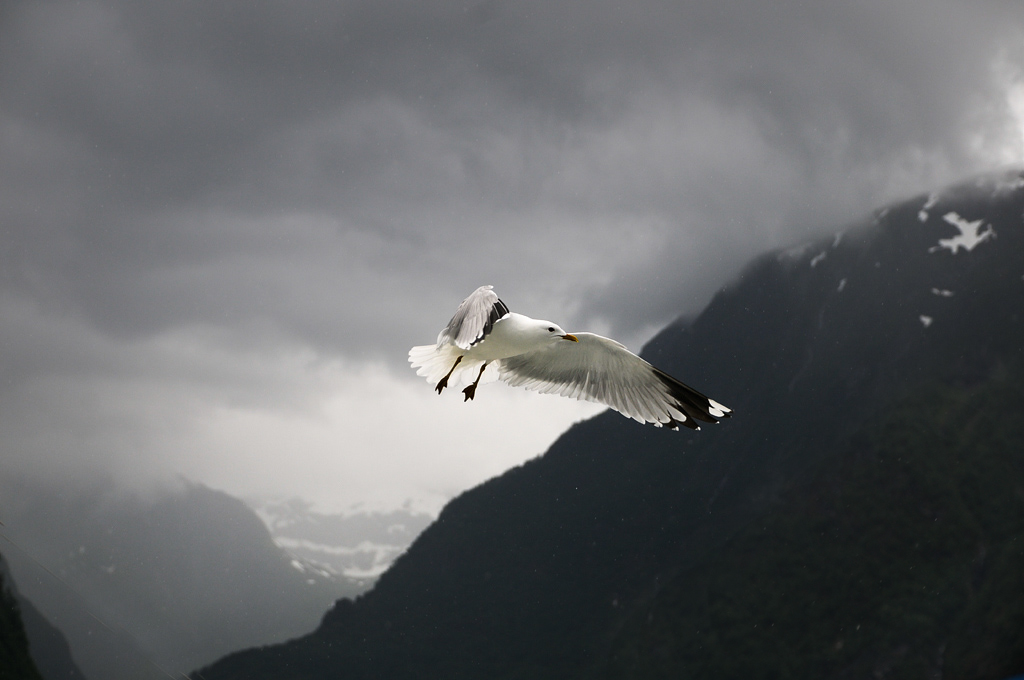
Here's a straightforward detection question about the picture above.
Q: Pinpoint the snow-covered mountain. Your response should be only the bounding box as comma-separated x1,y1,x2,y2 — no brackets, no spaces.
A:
250,498,434,582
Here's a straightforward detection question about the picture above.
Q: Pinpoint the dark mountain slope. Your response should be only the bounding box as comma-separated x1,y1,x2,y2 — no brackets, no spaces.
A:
16,592,88,680
199,171,1024,680
1,554,87,680
0,556,44,680
603,370,1024,679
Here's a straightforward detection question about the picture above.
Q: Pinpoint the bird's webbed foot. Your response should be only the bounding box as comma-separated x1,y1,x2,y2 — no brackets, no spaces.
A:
435,356,464,394
462,362,488,401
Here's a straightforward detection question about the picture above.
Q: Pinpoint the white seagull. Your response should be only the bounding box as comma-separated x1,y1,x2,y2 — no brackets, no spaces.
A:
409,286,732,430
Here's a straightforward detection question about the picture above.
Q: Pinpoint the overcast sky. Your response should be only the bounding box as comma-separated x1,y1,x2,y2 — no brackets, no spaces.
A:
2,0,1023,514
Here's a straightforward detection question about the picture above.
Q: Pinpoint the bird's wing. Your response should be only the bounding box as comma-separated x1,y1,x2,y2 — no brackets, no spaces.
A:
498,332,731,430
437,285,510,349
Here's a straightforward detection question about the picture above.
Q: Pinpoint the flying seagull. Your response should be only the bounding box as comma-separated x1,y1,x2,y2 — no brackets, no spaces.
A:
409,286,731,430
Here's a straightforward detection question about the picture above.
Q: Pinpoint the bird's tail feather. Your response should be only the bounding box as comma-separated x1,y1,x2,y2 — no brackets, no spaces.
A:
409,344,491,389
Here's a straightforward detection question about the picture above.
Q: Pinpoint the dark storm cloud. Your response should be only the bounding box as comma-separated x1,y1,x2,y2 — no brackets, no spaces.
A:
5,2,1014,329
1,0,1022,493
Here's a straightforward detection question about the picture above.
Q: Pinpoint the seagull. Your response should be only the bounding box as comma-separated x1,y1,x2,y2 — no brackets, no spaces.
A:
409,285,731,430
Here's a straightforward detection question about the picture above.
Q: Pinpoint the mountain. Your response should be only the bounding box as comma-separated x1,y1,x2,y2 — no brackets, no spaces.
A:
251,498,434,582
0,478,363,680
16,595,88,680
1,555,87,680
198,170,1024,680
1,555,45,680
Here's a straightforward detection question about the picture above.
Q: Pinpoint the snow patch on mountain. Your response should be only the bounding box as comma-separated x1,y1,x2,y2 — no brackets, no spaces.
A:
274,537,411,579
918,193,940,222
928,212,996,254
250,498,434,584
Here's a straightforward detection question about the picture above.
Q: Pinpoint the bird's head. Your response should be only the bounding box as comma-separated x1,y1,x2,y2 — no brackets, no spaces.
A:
534,319,578,344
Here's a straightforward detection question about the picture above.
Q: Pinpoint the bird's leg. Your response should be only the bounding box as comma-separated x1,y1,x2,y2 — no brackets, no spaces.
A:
462,362,488,401
435,355,463,394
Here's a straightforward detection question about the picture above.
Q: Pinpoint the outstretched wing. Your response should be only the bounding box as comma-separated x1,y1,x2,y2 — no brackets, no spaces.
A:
437,285,511,349
498,332,731,430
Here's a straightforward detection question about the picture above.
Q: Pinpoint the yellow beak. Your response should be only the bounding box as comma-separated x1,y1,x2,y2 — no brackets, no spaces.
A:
561,334,579,342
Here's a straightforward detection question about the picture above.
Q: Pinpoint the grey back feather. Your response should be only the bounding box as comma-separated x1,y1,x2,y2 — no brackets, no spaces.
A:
437,285,511,349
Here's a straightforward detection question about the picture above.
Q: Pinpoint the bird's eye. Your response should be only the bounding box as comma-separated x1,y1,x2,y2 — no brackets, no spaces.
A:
548,327,555,332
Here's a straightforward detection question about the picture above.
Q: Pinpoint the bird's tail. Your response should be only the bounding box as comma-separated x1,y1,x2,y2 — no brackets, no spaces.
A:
409,343,486,389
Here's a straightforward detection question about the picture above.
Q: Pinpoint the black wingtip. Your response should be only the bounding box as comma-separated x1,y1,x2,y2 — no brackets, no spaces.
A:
651,368,726,428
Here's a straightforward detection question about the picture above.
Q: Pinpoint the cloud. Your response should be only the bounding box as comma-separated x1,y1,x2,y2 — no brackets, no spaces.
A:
2,0,1023,510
